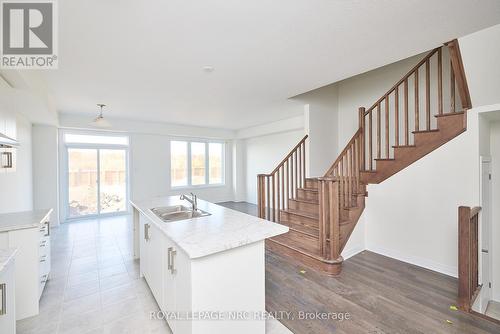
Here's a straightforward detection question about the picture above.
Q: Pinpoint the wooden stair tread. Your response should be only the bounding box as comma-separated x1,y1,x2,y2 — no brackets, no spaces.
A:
300,188,318,192
280,218,319,238
374,158,395,161
270,229,320,257
282,208,319,220
392,145,416,148
291,198,319,205
434,111,465,118
412,129,440,134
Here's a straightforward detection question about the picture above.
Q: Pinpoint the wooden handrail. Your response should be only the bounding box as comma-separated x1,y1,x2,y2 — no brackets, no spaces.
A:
257,135,308,221
365,47,440,115
470,206,481,218
360,42,472,170
270,135,308,175
446,39,472,110
324,129,362,177
458,206,481,312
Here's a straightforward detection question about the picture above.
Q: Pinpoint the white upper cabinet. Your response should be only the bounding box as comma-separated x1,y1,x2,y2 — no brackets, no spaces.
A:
0,78,18,173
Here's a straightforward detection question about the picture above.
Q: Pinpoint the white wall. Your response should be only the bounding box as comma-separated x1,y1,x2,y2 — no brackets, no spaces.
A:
0,114,33,214
32,125,59,225
460,24,500,108
365,111,479,277
243,129,305,204
337,54,425,146
232,139,246,202
130,133,234,203
55,115,235,222
292,85,339,177
490,121,500,301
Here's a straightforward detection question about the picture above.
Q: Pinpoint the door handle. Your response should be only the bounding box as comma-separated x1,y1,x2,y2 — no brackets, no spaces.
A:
0,283,6,315
482,249,489,254
144,224,150,241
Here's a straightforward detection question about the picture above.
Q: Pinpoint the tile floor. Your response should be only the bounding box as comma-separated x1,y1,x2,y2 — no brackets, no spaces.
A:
16,215,291,334
486,300,500,322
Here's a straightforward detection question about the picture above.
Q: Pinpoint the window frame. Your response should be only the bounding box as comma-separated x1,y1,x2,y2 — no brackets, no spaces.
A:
170,139,225,189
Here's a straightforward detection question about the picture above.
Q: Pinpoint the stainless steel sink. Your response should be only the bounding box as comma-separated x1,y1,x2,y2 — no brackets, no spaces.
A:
150,205,211,222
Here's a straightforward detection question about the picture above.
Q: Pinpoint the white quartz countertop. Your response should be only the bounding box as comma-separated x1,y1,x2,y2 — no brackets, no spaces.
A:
0,248,17,274
131,196,288,259
0,209,53,233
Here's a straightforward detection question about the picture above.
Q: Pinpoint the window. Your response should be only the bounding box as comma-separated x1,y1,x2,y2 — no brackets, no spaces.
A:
170,140,224,187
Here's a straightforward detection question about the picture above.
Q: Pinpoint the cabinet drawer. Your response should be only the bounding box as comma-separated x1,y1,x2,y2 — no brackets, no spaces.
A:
38,237,50,257
39,249,50,275
38,221,50,239
39,272,49,298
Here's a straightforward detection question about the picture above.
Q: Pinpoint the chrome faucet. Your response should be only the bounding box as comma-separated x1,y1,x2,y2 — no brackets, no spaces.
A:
180,193,198,211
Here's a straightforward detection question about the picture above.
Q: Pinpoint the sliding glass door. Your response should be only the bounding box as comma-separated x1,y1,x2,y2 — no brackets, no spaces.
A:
99,149,127,214
68,148,99,217
64,133,129,220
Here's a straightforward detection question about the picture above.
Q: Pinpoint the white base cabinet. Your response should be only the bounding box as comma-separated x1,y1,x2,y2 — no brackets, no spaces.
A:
0,214,51,320
0,258,16,334
137,212,266,334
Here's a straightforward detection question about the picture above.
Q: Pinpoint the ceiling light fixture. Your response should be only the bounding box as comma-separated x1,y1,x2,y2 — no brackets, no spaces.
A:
91,104,111,128
203,66,215,73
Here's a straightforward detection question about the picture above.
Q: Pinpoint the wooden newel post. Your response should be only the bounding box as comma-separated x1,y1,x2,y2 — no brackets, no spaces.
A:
318,177,340,261
257,174,265,219
358,107,365,171
318,178,326,257
328,180,340,261
458,206,481,312
458,206,471,311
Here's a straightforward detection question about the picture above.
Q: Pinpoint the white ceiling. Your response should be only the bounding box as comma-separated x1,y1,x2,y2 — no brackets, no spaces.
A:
41,0,500,130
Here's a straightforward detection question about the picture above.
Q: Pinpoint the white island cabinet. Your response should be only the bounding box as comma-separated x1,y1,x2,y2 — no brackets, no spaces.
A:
132,197,288,334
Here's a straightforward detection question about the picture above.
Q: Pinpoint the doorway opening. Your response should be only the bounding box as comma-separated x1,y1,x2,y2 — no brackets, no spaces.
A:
61,132,129,221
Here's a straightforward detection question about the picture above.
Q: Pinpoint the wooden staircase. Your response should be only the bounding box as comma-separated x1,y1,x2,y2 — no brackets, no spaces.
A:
258,40,472,276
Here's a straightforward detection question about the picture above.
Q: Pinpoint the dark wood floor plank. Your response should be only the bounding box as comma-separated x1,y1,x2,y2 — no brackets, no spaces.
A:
223,201,500,334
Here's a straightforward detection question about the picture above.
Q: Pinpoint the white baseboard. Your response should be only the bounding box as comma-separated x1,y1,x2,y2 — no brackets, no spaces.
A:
367,245,458,278
342,246,365,260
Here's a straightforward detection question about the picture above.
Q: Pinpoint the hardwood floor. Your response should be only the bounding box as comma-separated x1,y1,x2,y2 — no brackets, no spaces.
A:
221,201,500,334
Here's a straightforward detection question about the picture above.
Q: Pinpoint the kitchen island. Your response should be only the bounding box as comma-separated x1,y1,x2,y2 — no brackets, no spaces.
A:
131,196,288,334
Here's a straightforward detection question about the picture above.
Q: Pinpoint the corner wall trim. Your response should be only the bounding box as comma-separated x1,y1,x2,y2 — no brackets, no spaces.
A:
342,246,365,260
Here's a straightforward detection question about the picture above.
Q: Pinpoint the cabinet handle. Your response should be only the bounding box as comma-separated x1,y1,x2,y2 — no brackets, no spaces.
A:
167,247,173,271
39,255,47,263
40,221,50,237
40,274,48,284
168,247,177,274
145,224,150,241
171,249,177,274
1,152,12,168
0,283,5,315
40,240,47,247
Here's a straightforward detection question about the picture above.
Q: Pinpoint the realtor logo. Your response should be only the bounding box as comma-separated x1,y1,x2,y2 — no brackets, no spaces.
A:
1,0,58,69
